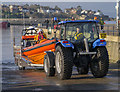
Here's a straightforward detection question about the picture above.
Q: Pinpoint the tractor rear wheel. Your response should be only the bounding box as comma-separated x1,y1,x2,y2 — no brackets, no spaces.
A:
55,46,73,80
90,47,109,78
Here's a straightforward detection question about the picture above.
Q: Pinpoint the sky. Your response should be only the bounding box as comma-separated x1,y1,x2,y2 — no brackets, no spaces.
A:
0,0,118,2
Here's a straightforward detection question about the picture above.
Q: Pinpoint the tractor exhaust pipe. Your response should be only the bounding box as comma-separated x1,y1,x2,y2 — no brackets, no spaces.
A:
84,38,89,52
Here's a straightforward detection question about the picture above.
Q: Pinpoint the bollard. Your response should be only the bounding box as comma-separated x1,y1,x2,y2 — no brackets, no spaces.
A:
113,26,114,36
107,26,109,35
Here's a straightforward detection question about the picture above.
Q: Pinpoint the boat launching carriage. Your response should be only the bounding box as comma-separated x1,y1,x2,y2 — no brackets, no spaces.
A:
13,26,56,69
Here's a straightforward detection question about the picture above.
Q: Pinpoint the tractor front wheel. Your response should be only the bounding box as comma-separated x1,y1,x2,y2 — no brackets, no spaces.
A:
90,47,109,78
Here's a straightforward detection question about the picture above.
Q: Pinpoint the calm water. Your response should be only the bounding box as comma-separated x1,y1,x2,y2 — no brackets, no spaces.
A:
2,25,24,70
3,2,116,18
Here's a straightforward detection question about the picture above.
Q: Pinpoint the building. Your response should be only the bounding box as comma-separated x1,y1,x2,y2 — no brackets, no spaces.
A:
94,11,103,16
37,6,62,14
64,8,77,14
9,5,19,13
81,10,88,15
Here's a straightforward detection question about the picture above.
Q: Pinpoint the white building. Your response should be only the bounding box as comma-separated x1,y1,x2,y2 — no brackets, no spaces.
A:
94,11,103,16
81,10,88,14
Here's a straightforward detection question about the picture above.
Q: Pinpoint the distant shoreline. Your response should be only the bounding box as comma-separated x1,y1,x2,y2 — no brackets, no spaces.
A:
0,18,116,26
2,2,116,18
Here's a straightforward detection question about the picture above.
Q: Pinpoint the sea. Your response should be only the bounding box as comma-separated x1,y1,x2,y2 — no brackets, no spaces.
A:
2,2,116,18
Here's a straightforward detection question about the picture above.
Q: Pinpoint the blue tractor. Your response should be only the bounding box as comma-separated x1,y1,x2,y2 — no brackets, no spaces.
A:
44,20,109,80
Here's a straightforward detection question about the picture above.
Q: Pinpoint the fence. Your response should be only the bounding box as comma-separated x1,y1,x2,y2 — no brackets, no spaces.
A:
101,24,120,36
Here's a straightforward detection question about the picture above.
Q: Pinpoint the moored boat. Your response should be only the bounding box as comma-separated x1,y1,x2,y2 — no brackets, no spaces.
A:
0,21,10,28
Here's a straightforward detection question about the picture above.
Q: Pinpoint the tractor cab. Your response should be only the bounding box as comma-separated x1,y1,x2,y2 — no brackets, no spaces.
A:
57,20,100,52
58,20,99,42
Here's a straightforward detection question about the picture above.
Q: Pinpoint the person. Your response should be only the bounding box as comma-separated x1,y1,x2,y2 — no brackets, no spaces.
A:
34,29,47,41
54,18,60,29
65,18,68,21
99,18,105,30
51,18,55,29
71,17,75,21
44,18,49,29
74,28,84,40
94,16,97,20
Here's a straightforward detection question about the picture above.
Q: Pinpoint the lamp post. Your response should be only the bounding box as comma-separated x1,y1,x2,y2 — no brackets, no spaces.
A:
22,10,27,29
23,12,25,29
115,0,119,30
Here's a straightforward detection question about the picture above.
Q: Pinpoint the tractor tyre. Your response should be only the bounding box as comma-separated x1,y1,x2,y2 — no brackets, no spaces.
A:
55,45,73,80
90,47,109,78
44,54,55,77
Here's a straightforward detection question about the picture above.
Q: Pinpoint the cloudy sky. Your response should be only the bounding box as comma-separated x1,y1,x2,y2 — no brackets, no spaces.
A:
0,0,118,2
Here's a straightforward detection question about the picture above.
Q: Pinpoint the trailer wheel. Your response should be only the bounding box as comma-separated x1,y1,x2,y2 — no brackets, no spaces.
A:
90,47,109,78
19,66,25,70
44,54,55,77
18,60,25,70
55,45,73,80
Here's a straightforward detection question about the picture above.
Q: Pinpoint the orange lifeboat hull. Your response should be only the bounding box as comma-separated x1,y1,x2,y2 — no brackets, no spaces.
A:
22,39,56,64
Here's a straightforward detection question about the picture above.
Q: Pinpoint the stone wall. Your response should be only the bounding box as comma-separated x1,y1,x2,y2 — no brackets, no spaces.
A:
105,36,120,63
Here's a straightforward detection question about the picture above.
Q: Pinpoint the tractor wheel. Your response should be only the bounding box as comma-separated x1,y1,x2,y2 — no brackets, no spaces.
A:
44,54,55,77
55,46,73,80
90,47,109,78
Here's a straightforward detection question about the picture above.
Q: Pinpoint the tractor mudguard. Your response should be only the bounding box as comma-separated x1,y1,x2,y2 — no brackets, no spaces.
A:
56,40,74,49
93,39,106,48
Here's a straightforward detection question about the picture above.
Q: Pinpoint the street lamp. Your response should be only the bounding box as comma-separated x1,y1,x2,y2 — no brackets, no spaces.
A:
115,0,119,30
22,10,27,29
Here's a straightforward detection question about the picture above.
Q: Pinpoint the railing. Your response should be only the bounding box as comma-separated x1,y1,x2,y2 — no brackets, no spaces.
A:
100,24,119,36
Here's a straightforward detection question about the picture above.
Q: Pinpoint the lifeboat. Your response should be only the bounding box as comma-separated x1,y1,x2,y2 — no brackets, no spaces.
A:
20,26,56,65
22,39,56,64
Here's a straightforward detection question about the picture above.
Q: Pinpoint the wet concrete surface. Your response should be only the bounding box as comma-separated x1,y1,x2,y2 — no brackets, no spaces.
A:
2,63,120,91
1,26,120,91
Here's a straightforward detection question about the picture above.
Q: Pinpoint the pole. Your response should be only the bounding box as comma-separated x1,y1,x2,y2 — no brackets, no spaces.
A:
23,12,25,29
116,0,119,30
